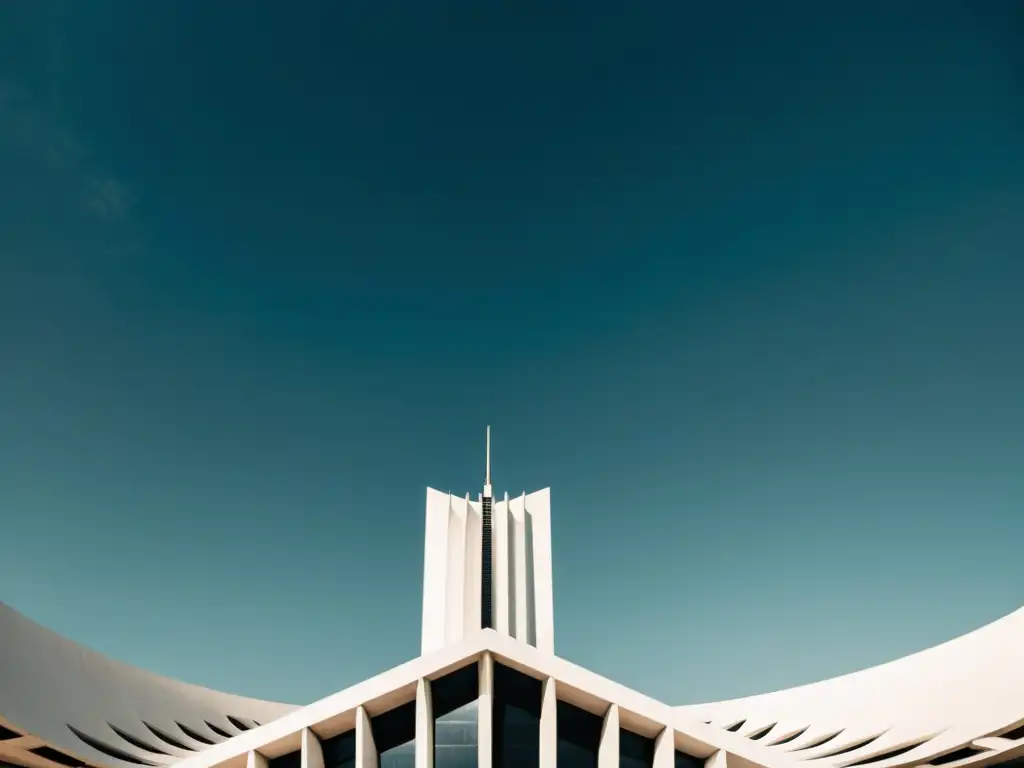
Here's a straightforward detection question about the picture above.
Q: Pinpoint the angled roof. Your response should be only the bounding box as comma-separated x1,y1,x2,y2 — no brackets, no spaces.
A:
166,629,794,768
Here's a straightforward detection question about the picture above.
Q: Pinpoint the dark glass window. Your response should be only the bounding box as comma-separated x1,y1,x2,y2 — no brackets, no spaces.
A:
0,725,19,740
676,750,703,768
555,700,602,768
493,663,542,768
374,701,416,768
143,722,193,752
620,729,654,768
932,747,986,765
321,730,356,768
30,746,84,767
176,722,215,745
847,743,927,767
770,728,807,746
226,717,251,732
206,722,232,739
433,663,479,768
482,496,493,630
107,725,167,756
269,751,300,768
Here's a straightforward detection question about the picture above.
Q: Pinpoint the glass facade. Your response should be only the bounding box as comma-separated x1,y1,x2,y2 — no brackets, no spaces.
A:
493,663,542,768
321,729,356,768
268,751,300,768
433,662,479,768
620,729,654,768
373,700,416,768
676,750,703,768
555,700,603,768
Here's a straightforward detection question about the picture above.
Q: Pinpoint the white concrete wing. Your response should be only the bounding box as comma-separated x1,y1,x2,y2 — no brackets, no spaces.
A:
0,602,296,768
677,606,1024,768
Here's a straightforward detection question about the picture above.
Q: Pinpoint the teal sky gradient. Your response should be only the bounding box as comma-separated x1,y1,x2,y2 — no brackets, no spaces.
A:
1,1,1023,707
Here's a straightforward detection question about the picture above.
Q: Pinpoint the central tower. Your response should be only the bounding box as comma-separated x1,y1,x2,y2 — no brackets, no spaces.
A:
420,427,554,656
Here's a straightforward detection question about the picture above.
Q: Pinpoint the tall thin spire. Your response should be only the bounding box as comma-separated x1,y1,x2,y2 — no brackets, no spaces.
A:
485,424,491,488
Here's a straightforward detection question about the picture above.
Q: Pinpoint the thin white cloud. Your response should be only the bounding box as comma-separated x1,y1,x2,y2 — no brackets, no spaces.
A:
0,80,133,229
87,176,134,224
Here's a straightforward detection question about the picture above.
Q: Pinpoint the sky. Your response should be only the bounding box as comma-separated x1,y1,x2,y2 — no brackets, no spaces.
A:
1,1,1023,708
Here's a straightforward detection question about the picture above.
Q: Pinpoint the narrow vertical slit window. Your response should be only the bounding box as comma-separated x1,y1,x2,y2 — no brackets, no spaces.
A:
481,495,494,629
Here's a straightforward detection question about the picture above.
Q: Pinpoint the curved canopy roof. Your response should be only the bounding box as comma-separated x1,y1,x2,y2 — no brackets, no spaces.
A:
0,601,296,768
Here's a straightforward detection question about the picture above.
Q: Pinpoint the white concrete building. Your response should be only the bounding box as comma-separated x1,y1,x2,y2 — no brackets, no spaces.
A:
3,427,1024,768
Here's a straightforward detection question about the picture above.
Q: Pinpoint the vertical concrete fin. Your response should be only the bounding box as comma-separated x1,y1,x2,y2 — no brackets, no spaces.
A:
493,491,510,635
526,488,554,654
653,728,674,768
539,677,557,768
356,705,377,768
598,704,620,768
706,750,729,768
513,492,529,643
464,495,482,635
445,494,467,644
415,678,434,768
478,653,494,768
421,488,452,655
301,728,324,768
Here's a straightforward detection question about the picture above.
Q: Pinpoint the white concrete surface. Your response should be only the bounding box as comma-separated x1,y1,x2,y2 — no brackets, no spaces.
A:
299,729,322,768
677,604,1024,768
540,677,558,768
355,706,376,768
478,652,494,768
414,678,432,768
600,704,621,768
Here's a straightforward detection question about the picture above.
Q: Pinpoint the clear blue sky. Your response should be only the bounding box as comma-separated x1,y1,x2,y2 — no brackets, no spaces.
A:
1,1,1023,708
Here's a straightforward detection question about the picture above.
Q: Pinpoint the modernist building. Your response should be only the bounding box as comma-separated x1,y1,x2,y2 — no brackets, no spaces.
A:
3,428,1024,768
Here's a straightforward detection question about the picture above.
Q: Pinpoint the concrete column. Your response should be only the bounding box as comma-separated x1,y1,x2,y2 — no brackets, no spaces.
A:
247,752,268,768
301,728,324,768
355,705,378,768
598,704,620,768
478,653,494,768
705,750,728,768
653,728,674,768
416,678,434,768
539,677,557,768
